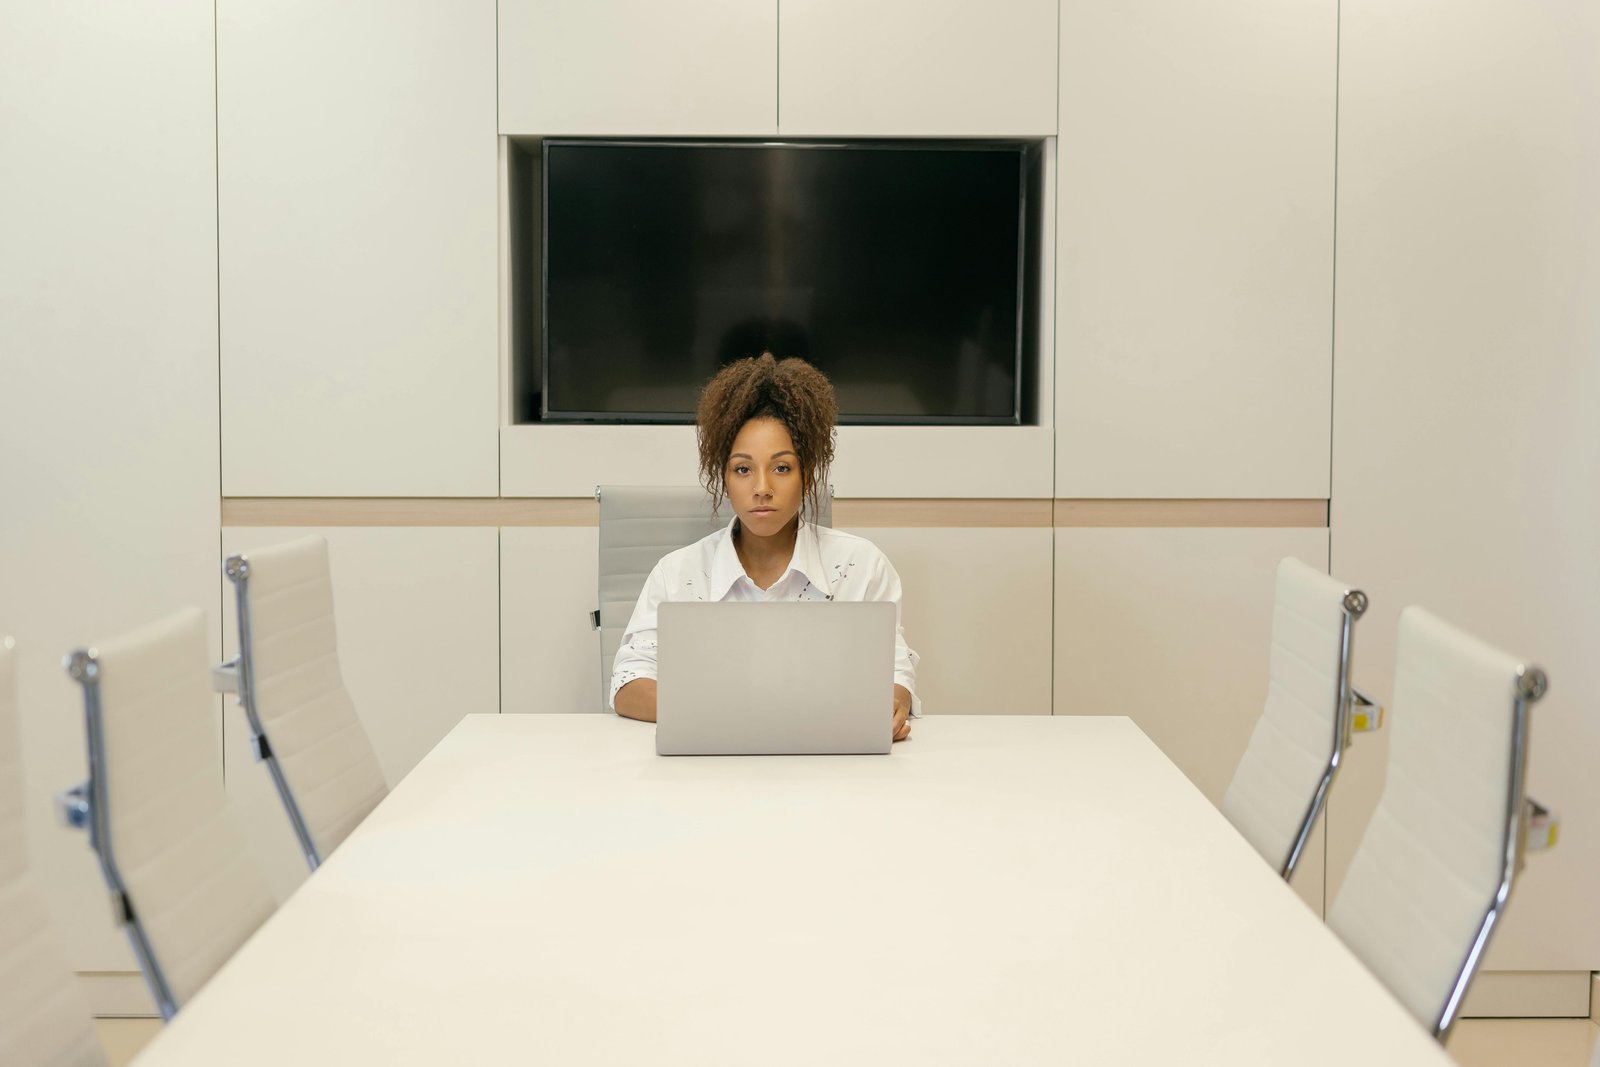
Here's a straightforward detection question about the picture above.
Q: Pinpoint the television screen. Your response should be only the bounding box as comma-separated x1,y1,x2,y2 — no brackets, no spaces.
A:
540,140,1026,424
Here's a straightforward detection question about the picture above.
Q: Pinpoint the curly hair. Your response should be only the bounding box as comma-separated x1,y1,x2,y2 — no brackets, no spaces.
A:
696,353,837,519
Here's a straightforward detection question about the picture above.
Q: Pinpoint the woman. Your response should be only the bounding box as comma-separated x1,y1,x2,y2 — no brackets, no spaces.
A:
611,353,919,741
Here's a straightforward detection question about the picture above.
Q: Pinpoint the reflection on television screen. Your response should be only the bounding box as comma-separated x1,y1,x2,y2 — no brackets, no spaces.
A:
540,141,1026,425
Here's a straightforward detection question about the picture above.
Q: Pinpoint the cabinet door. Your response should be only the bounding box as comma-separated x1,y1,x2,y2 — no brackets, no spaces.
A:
499,0,777,135
1055,0,1337,498
1054,527,1332,913
859,528,1054,717
218,0,498,496
778,0,1057,135
501,527,604,714
222,527,500,899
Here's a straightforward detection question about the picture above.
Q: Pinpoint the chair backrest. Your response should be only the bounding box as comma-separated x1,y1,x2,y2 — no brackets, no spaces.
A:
66,608,275,1019
225,535,387,869
0,638,109,1067
594,486,832,711
1221,558,1367,877
1327,606,1545,1040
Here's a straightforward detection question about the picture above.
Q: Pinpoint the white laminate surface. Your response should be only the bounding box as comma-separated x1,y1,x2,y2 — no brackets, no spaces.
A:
133,715,1449,1065
1329,0,1600,976
1054,0,1337,499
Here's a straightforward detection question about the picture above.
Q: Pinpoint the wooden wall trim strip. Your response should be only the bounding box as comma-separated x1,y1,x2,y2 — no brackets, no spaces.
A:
221,498,599,527
834,499,1053,527
1052,499,1329,528
223,498,1328,529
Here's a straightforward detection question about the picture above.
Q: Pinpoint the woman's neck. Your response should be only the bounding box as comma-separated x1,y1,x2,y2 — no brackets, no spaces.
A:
734,516,800,588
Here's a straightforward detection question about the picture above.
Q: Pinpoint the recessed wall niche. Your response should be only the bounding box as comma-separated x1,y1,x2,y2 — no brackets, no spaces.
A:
506,136,1046,427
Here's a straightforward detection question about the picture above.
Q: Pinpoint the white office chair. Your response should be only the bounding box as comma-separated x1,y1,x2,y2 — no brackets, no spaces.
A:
1328,606,1553,1041
216,536,387,871
591,485,833,712
1220,558,1374,878
57,607,275,1020
1,637,109,1067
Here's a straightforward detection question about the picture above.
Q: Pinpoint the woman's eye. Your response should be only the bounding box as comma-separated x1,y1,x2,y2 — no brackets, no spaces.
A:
775,464,791,474
732,465,750,476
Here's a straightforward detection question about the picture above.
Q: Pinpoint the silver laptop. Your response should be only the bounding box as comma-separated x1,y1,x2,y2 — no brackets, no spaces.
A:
655,601,896,755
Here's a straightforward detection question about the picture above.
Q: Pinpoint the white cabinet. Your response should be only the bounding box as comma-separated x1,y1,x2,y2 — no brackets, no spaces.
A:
501,527,605,714
0,0,221,980
1055,0,1337,498
222,527,500,899
499,0,1056,137
500,525,1053,719
863,528,1054,716
498,0,777,135
1054,527,1333,912
218,0,499,497
778,0,1057,135
1329,0,1600,980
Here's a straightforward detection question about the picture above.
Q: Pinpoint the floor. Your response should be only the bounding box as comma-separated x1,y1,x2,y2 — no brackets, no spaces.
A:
1449,1019,1600,1067
96,1016,1600,1066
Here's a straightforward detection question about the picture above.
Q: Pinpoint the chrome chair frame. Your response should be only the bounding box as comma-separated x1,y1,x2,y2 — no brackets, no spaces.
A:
59,649,179,1021
1279,587,1369,879
1432,665,1547,1041
219,553,323,871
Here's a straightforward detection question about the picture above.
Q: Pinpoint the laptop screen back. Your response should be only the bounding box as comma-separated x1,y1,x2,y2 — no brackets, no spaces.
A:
655,601,896,755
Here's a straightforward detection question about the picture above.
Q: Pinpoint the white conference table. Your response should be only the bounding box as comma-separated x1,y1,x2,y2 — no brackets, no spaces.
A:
134,715,1452,1066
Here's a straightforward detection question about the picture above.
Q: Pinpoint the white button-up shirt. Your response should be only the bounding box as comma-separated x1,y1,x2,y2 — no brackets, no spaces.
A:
609,520,921,714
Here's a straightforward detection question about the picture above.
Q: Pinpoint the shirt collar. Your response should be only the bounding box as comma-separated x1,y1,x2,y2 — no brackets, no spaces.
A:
708,518,831,599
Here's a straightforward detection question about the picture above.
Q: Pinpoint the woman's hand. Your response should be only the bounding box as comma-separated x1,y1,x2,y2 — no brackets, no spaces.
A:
892,684,913,742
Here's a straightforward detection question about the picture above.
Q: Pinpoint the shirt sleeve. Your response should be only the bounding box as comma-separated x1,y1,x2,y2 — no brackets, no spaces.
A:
608,563,668,711
861,549,922,717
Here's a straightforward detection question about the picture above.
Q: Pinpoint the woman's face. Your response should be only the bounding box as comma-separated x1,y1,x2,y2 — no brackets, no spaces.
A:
725,417,804,539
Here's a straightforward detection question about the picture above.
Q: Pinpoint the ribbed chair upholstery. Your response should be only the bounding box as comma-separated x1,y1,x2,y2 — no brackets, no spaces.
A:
0,638,109,1067
223,536,387,870
1328,607,1547,1040
62,608,275,1020
1220,558,1368,878
594,485,832,711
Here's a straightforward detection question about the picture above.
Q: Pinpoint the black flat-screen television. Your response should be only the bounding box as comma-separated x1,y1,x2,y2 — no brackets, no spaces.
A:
535,139,1029,425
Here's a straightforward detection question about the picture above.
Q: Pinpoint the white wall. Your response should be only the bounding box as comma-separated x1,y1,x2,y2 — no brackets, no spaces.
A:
1328,0,1600,971
778,0,1057,135
500,524,1056,718
1056,0,1337,499
218,0,499,497
0,0,222,977
4,0,1595,1012
499,0,777,135
1054,528,1335,914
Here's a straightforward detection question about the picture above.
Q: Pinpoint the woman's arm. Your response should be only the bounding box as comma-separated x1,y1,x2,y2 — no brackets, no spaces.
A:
861,549,922,718
614,678,658,723
610,566,668,718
